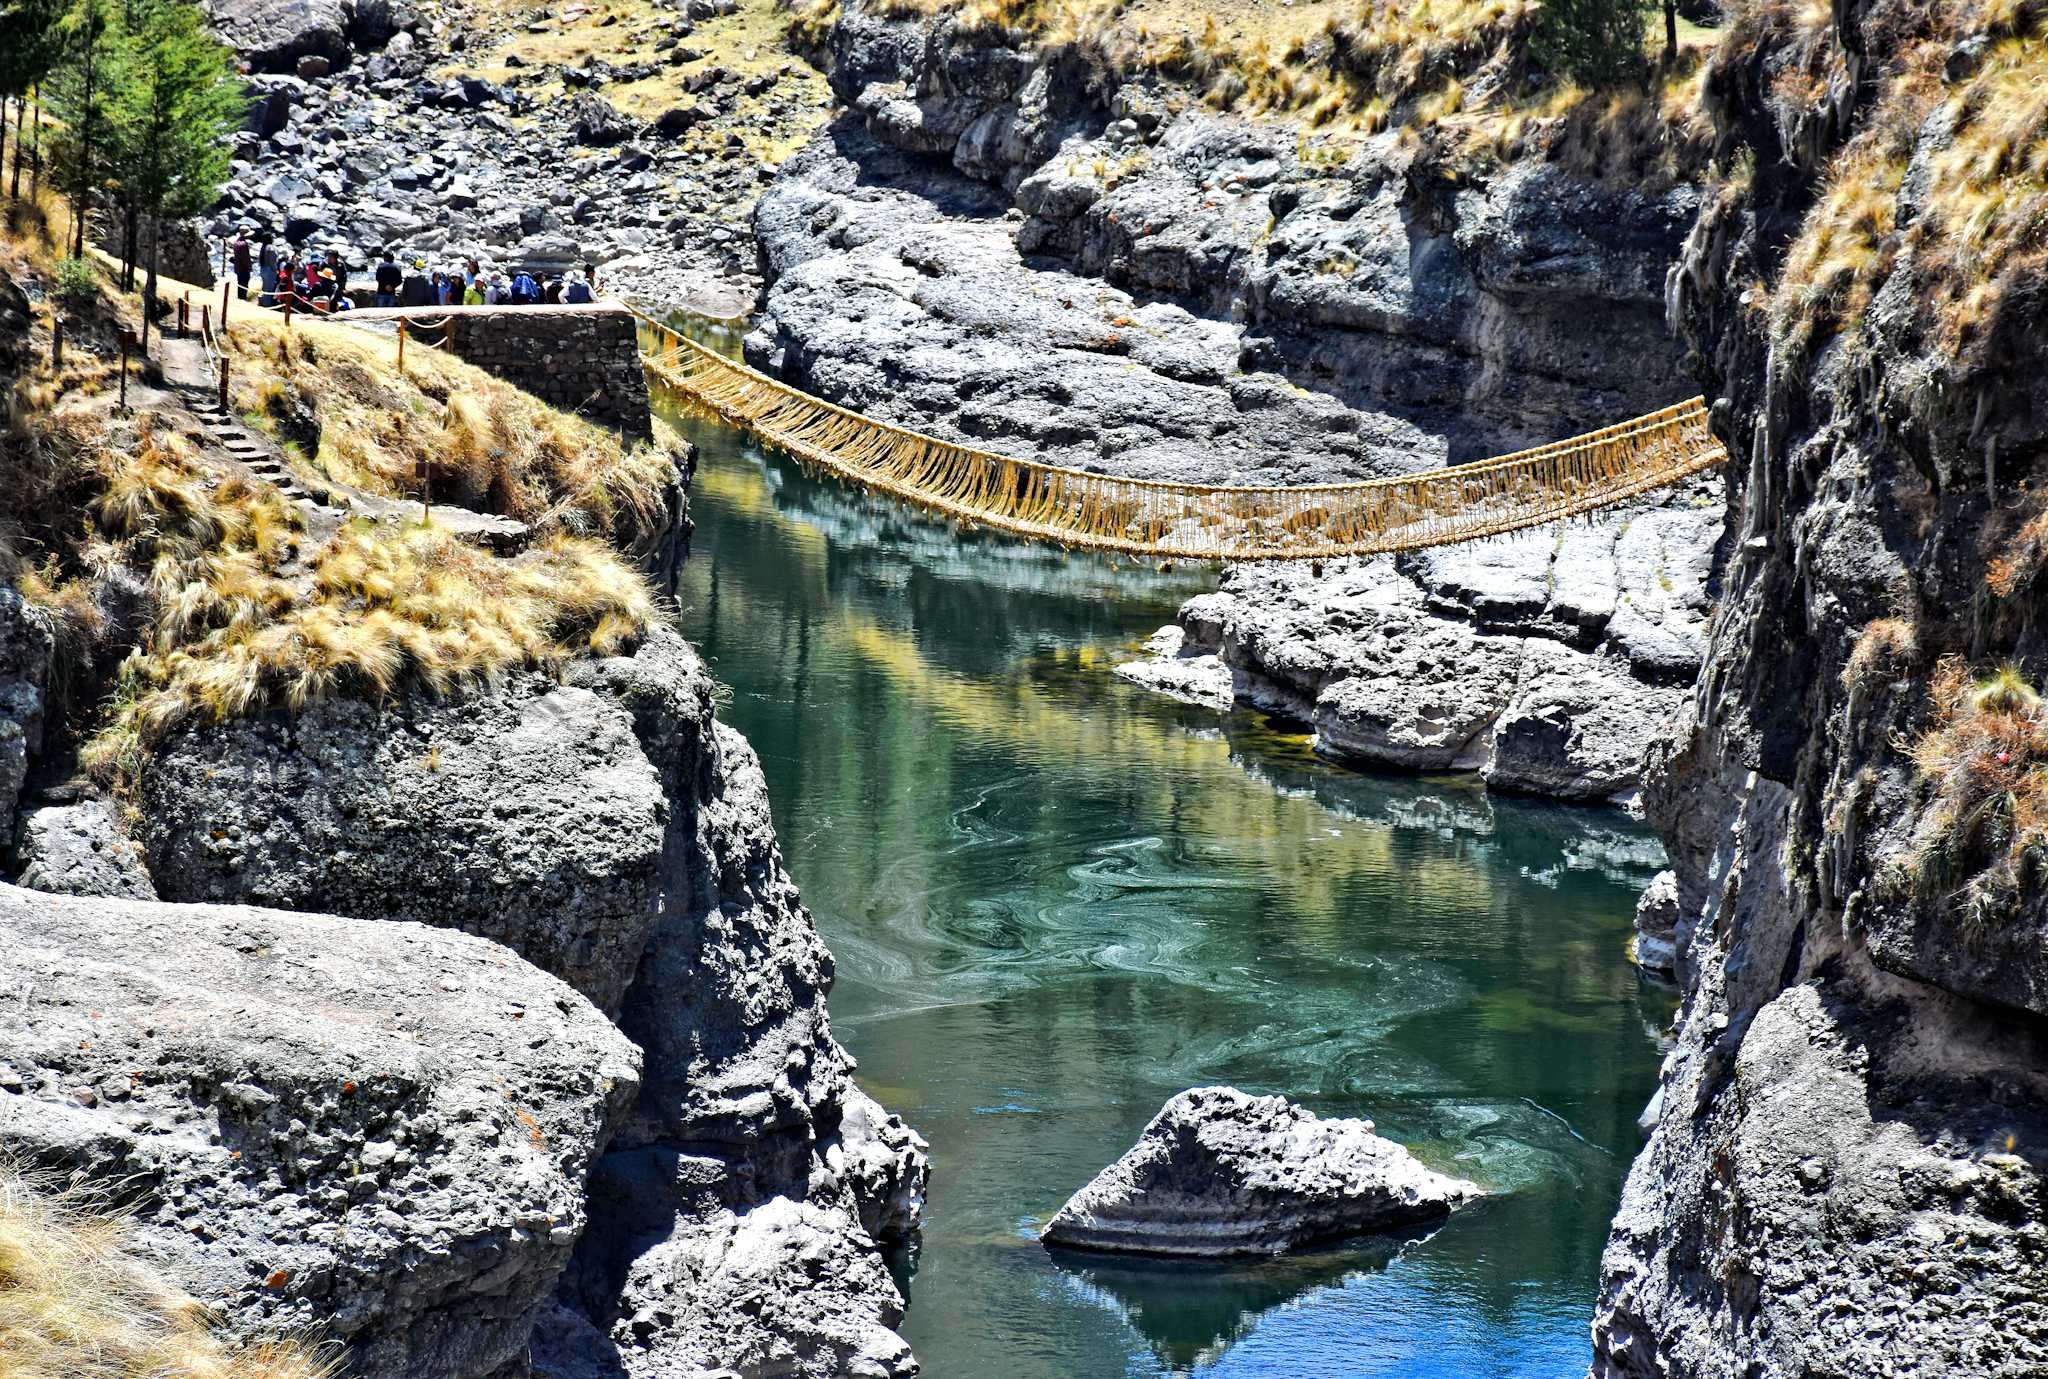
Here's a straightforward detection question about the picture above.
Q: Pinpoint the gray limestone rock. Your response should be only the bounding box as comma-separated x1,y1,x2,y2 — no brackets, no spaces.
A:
0,883,640,1379
1483,640,1685,802
139,669,671,1015
0,586,53,845
1043,1087,1478,1258
136,627,925,1377
1630,869,1680,977
1112,625,1236,711
13,800,157,900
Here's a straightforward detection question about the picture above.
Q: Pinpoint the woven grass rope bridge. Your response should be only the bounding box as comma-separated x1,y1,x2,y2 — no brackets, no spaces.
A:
633,314,1724,561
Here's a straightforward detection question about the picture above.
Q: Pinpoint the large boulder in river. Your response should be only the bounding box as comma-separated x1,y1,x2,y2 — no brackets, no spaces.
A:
0,883,640,1379
1042,1087,1479,1257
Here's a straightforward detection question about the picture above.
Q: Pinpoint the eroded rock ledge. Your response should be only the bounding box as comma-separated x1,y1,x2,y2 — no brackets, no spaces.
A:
125,624,925,1377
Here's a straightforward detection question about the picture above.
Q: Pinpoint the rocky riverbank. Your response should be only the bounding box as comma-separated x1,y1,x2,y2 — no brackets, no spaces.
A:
1588,0,2048,1372
740,0,1721,805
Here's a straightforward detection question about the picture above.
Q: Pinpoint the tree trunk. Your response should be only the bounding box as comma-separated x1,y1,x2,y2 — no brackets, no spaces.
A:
1664,0,1678,66
8,99,19,201
121,202,139,289
143,217,159,355
28,88,41,201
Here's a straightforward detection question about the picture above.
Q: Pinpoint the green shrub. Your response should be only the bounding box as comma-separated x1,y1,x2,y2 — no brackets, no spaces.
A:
53,256,97,308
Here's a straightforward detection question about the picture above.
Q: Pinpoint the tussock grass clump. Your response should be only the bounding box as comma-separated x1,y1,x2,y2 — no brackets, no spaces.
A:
1842,613,1921,691
1896,657,2048,926
1911,0,2048,366
223,323,679,545
0,1164,333,1379
72,417,656,785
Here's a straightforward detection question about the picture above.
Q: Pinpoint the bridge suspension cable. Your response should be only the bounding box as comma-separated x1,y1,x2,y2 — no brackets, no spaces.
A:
632,312,1723,562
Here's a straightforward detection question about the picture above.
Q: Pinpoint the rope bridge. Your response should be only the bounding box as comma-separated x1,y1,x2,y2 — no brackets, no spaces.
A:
635,312,1726,562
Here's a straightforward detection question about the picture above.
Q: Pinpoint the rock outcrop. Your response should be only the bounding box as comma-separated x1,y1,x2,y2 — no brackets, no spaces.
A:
136,625,926,1376
0,587,54,846
1041,1087,1478,1258
12,799,158,900
1149,499,1721,802
0,882,641,1379
1589,0,2048,1373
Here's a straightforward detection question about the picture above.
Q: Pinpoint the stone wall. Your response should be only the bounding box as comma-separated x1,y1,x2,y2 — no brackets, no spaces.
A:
417,305,651,439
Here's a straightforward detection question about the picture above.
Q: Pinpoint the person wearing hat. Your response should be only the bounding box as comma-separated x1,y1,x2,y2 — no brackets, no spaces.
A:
400,258,435,308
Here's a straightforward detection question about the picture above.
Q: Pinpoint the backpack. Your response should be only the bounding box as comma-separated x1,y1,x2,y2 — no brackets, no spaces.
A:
511,272,537,304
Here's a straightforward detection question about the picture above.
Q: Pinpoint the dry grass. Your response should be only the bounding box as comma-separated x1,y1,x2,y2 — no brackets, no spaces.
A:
1910,0,2048,366
0,1164,333,1379
1842,613,1921,691
1896,656,2048,926
1769,136,1912,356
6,232,663,787
869,0,1713,179
220,323,679,547
73,417,655,784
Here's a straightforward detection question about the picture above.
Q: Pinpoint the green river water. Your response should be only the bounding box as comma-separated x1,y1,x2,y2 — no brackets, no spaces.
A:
655,361,1677,1379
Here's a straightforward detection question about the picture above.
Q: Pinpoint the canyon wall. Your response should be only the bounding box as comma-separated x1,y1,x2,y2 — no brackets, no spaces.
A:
1590,0,2048,1371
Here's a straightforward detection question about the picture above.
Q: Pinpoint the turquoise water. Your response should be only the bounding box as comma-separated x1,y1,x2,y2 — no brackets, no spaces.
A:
658,372,1674,1379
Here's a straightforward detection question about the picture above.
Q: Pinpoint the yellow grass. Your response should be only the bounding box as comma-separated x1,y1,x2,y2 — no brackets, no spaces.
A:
219,321,680,546
74,416,656,784
1896,656,2048,926
0,1165,334,1379
452,0,835,175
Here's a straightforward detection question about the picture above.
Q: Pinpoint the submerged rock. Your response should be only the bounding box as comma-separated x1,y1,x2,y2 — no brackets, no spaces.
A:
1042,1087,1478,1258
0,883,640,1379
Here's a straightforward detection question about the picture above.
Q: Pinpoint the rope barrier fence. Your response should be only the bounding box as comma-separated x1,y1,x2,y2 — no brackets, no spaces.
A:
626,309,1726,562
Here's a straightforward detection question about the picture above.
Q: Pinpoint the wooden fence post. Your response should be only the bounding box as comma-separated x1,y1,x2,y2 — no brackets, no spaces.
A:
50,317,62,370
218,352,229,413
397,318,406,370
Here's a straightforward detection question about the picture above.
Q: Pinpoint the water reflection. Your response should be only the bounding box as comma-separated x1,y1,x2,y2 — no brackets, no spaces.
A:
662,396,1676,1378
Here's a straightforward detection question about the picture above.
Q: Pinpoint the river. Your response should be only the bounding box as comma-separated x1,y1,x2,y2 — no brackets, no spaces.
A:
654,353,1676,1379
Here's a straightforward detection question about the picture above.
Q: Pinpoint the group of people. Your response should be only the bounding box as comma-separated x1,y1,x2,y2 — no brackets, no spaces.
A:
227,232,600,314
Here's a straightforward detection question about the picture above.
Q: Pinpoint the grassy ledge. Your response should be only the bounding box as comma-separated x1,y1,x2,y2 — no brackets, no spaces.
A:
1,205,674,796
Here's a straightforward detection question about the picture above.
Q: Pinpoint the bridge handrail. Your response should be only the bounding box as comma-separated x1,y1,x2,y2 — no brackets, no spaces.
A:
627,306,1713,500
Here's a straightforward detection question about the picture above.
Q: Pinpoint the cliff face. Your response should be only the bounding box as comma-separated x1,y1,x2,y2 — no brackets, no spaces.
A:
1591,0,2048,1371
135,626,927,1377
811,2,1701,462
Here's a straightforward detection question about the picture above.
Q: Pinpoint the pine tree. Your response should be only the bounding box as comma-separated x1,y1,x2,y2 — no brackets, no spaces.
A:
111,0,239,346
44,0,126,257
1530,0,1653,87
0,0,69,200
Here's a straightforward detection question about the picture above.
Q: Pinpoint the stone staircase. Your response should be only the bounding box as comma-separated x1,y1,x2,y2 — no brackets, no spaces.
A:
155,333,529,551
